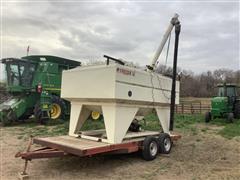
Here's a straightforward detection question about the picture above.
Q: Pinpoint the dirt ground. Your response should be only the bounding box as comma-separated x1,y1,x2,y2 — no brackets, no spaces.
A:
1,123,240,180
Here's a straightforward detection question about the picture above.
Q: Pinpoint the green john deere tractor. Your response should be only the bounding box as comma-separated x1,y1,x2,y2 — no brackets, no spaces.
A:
205,83,240,123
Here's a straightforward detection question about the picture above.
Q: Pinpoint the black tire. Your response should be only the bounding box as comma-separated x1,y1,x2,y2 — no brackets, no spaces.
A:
128,119,142,132
34,102,46,124
34,96,66,124
50,95,66,120
205,112,211,123
141,136,159,161
234,101,240,119
158,133,172,154
227,112,234,123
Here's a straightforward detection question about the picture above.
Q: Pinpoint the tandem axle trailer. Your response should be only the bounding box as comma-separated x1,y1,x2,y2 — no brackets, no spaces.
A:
16,130,181,179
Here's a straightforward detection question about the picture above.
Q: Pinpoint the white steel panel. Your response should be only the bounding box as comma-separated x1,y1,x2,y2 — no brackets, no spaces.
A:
62,63,180,143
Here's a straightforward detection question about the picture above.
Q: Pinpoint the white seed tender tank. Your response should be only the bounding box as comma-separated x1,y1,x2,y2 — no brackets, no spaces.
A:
61,63,180,144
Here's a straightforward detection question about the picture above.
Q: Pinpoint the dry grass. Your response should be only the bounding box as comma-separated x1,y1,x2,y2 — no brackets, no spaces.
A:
1,114,240,180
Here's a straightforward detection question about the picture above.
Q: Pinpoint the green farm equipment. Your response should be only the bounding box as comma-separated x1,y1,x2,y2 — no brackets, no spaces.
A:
205,83,240,123
0,55,81,125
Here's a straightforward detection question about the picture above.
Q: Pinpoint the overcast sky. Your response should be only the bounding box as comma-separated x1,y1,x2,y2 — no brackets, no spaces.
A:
1,0,239,77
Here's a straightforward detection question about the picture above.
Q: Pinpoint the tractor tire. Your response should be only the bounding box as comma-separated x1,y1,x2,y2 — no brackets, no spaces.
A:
227,113,234,123
234,101,240,119
90,111,102,121
158,133,172,154
49,95,66,120
205,112,211,123
141,136,159,161
34,96,67,124
34,102,46,124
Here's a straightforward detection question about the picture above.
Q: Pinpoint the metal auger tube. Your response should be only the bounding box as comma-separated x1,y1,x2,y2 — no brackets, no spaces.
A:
147,13,179,70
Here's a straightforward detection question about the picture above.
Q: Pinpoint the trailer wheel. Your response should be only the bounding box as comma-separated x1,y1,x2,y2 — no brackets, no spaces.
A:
205,112,211,123
141,136,159,161
158,133,172,154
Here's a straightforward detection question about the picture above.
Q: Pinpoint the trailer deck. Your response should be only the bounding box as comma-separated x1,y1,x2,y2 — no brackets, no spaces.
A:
33,135,141,157
16,131,180,179
16,131,181,160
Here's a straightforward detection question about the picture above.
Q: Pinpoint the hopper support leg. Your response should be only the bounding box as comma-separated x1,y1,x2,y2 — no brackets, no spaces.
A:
102,104,138,144
69,103,91,136
155,107,170,134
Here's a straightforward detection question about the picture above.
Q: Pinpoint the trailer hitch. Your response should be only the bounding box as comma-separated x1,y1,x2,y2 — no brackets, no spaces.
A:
16,136,68,179
17,136,33,180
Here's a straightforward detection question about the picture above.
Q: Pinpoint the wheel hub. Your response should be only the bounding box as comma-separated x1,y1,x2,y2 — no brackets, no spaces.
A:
50,103,61,119
164,138,171,152
91,111,100,120
149,141,158,156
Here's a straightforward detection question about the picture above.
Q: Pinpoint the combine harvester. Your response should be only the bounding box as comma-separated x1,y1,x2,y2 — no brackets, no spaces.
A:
16,14,181,178
0,55,81,125
0,55,101,125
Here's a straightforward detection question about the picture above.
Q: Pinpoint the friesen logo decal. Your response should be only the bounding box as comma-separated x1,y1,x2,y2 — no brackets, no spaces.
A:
116,67,135,76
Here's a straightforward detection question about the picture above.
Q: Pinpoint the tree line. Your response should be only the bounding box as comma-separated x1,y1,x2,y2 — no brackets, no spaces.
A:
157,66,240,97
